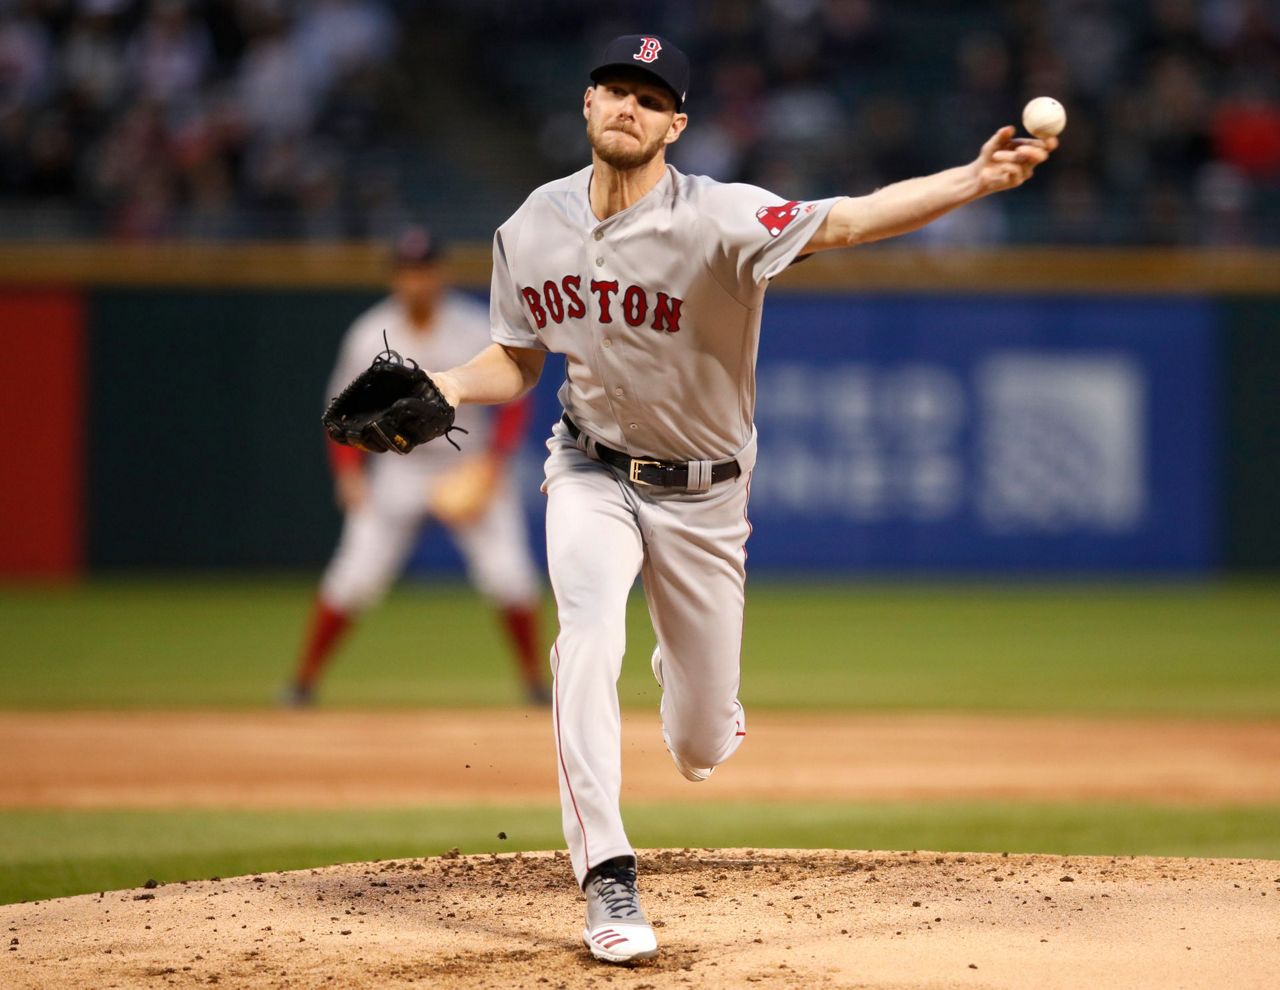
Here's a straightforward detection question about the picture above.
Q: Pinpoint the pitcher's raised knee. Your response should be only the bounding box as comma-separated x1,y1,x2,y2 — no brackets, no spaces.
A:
664,727,742,771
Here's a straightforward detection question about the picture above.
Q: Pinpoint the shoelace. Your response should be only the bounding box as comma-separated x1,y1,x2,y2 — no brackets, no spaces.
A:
590,870,641,919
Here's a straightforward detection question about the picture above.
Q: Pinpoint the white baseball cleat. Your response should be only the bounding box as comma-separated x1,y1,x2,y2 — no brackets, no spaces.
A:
582,857,659,963
651,647,714,782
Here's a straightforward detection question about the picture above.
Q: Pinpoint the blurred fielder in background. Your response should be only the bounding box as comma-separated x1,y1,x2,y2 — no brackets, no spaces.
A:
283,226,550,707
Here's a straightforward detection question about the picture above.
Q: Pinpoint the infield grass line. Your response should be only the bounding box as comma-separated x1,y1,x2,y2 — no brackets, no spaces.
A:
1,801,1277,905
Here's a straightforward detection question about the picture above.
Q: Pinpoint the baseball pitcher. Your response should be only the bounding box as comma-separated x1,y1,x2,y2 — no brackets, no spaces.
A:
330,35,1056,964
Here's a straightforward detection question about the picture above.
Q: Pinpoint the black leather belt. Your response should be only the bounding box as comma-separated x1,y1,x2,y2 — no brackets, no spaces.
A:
562,414,741,489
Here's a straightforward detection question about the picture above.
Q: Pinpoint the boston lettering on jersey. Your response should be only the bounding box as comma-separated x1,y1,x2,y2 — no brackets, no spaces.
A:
520,277,684,333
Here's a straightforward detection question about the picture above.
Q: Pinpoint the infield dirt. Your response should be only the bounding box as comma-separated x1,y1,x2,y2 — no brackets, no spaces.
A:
4,709,1280,807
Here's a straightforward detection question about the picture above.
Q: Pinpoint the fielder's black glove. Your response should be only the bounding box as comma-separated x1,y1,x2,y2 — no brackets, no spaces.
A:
322,336,465,455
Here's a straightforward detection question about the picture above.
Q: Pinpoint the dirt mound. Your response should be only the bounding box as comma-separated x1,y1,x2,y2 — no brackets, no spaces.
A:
3,849,1277,989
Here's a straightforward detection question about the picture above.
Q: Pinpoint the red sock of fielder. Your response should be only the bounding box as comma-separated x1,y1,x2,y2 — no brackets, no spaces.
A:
294,599,352,690
500,605,544,690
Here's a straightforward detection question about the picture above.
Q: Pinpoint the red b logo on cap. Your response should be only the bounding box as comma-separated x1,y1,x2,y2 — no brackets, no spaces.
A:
633,37,662,64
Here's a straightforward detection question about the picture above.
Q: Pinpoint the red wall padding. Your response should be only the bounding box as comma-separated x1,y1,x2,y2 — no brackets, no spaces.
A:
0,290,85,578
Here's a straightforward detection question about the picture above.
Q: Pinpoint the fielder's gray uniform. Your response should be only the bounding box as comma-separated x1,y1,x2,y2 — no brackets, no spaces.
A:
321,292,540,612
491,163,839,886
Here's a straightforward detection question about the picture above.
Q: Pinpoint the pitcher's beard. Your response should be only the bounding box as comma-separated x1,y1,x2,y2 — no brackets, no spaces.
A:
589,123,664,171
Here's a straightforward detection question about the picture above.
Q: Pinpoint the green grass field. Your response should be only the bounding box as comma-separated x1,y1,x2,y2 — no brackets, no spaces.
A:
2,576,1278,714
2,577,1278,905
4,802,1279,906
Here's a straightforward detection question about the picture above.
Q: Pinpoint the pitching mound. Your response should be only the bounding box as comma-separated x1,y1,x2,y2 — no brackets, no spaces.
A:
3,849,1277,989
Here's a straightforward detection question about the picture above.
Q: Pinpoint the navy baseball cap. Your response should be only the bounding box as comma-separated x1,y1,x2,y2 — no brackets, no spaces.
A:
590,34,689,109
391,224,445,266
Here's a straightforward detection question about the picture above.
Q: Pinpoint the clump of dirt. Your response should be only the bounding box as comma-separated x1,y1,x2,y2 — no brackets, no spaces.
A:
3,849,1277,989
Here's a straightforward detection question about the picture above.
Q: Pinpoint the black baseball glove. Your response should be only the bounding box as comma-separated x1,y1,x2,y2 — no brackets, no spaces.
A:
322,337,465,455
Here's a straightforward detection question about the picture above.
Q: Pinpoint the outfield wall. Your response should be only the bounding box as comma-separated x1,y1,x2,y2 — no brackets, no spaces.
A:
0,246,1276,577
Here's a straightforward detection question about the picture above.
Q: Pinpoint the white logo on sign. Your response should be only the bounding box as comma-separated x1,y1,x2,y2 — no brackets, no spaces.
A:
978,354,1145,533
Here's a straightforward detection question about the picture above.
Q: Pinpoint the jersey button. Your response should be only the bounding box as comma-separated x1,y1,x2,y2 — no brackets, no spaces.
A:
602,338,612,349
595,256,604,266
593,230,604,241
614,387,625,397
629,423,638,430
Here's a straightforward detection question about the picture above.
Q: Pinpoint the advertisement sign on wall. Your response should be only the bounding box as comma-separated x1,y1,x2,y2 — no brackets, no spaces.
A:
412,294,1218,574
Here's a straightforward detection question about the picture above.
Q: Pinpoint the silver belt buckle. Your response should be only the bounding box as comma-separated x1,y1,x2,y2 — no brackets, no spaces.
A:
628,459,661,485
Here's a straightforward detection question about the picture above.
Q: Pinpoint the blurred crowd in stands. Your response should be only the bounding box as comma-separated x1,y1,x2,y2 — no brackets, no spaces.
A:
0,0,408,238
3,0,1279,245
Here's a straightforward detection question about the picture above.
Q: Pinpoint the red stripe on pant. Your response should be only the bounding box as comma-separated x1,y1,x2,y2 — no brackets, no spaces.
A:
553,640,592,872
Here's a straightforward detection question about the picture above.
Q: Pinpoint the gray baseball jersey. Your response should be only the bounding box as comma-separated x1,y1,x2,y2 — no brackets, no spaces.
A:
490,164,841,461
488,163,841,890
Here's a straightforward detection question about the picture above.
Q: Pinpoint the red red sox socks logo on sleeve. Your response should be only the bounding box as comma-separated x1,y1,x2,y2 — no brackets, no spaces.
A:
756,200,813,237
632,37,662,63
520,278,683,333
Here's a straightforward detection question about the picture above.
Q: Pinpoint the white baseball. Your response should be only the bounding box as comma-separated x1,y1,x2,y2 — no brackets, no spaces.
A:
1022,96,1066,138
